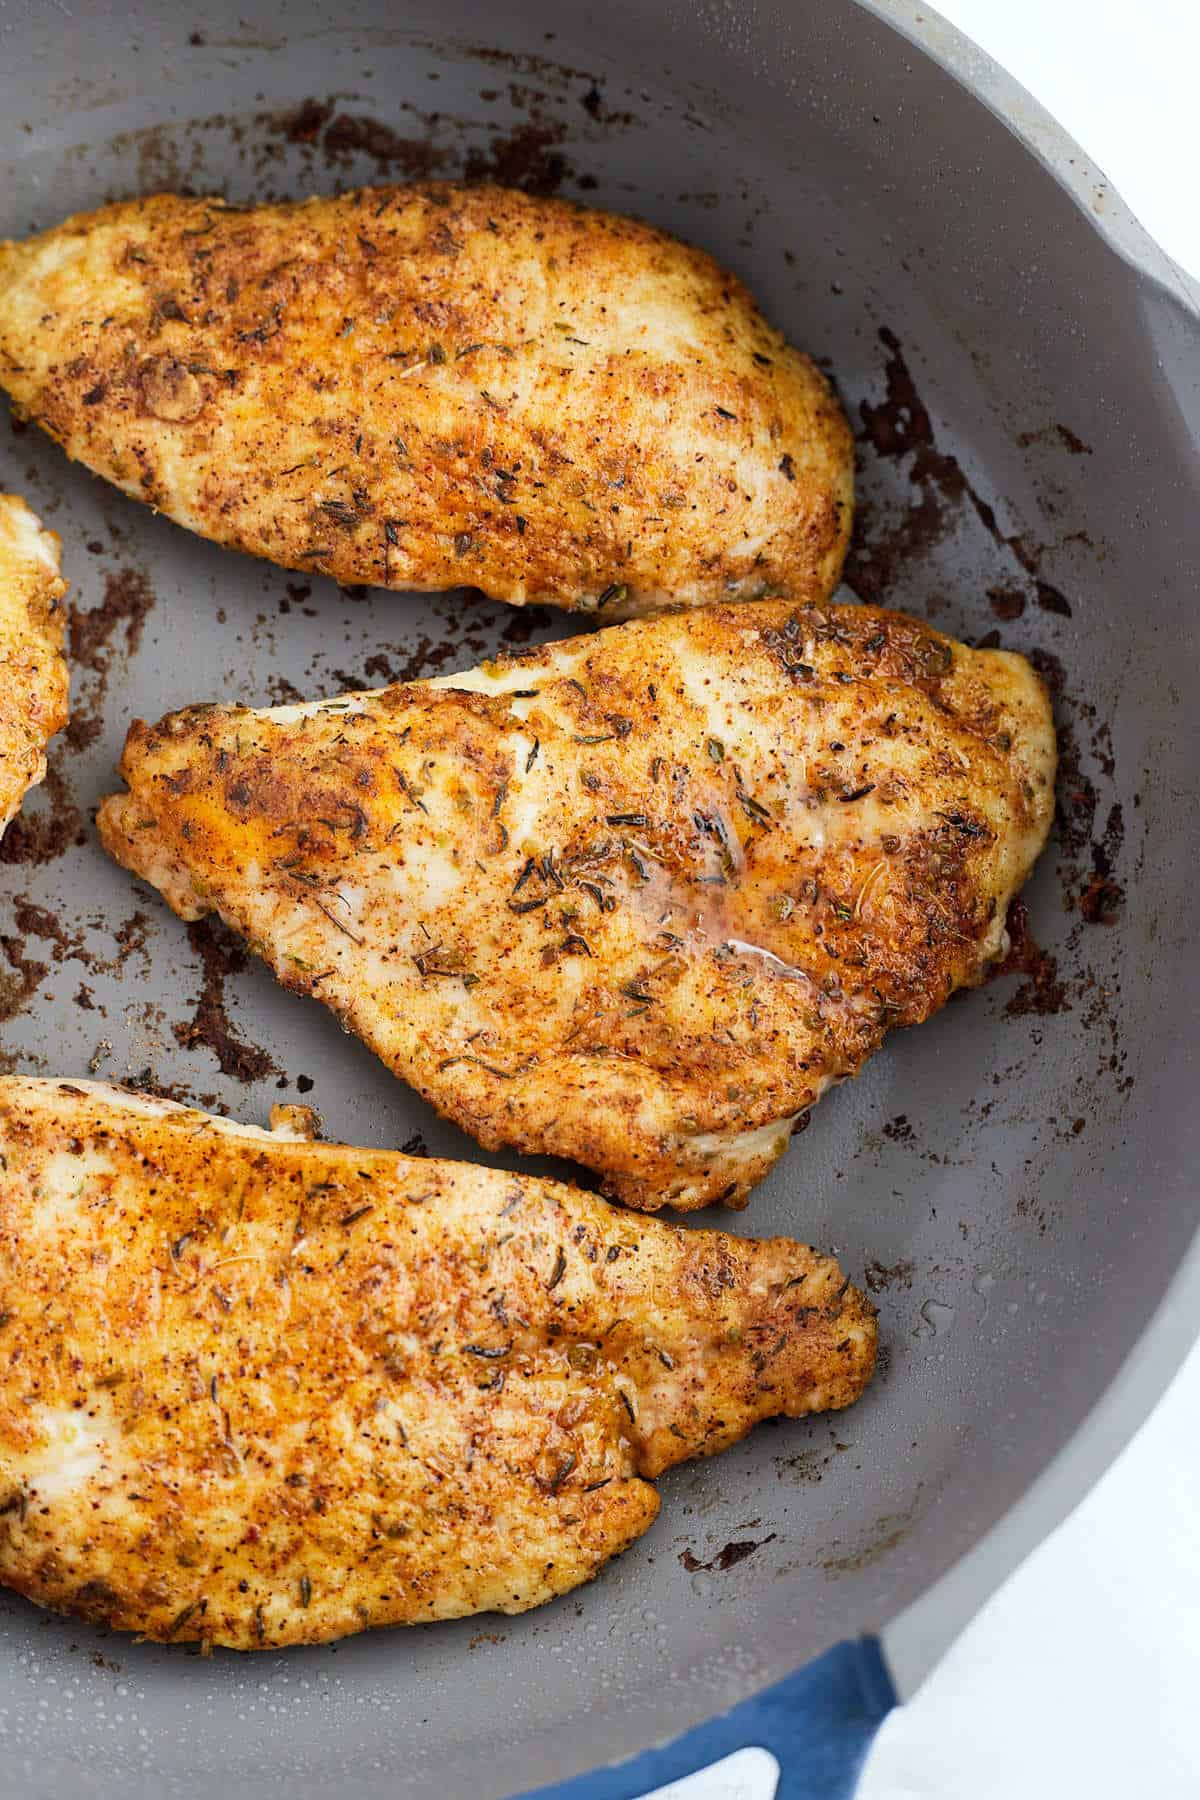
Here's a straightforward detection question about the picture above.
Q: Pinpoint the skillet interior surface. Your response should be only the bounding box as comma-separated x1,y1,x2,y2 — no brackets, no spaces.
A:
0,0,1196,1793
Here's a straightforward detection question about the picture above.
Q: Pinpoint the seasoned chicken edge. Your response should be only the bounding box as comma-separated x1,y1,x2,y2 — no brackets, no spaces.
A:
98,598,1056,1211
0,183,853,615
0,494,69,834
0,1077,875,1649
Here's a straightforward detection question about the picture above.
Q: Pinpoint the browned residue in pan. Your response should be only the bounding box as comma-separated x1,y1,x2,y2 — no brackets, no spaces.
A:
95,48,637,216
0,756,85,868
823,1517,910,1575
172,919,280,1083
8,899,151,981
69,567,154,676
864,1259,915,1294
845,327,1074,618
0,929,48,1024
988,587,1026,621
1079,804,1124,925
320,595,556,693
1018,423,1094,457
462,120,569,195
995,898,1068,1019
280,100,447,181
272,71,629,198
821,1483,924,1575
679,1532,777,1573
328,632,482,692
65,566,156,753
1028,647,1125,927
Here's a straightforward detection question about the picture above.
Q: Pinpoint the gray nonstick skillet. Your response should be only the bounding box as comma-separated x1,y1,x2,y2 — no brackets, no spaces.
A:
0,0,1196,1793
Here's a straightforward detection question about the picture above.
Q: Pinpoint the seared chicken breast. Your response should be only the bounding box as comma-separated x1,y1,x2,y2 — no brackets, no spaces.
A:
0,1077,874,1649
0,495,68,833
100,599,1055,1211
0,185,852,616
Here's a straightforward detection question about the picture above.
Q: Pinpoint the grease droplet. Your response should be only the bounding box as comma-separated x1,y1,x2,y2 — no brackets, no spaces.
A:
919,1298,956,1337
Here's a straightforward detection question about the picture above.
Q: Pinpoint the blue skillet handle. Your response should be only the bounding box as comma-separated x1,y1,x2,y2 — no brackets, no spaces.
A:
514,1637,896,1800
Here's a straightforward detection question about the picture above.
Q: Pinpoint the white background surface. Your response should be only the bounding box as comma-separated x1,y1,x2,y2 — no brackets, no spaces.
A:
856,4,1200,1797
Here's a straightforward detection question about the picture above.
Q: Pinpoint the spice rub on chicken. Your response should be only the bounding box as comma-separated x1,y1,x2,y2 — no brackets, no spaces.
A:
0,495,68,835
0,1077,875,1649
99,599,1056,1211
0,184,852,615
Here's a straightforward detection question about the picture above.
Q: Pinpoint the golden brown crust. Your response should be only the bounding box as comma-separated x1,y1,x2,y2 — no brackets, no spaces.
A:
99,599,1055,1210
0,496,68,833
0,1077,874,1649
0,186,852,615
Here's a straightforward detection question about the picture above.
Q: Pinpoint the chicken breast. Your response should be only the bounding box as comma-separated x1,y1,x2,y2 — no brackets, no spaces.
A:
0,1077,874,1650
0,185,852,616
99,599,1055,1211
0,495,68,834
